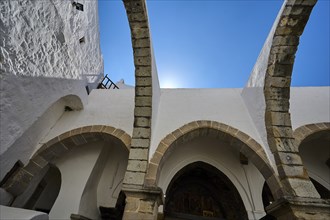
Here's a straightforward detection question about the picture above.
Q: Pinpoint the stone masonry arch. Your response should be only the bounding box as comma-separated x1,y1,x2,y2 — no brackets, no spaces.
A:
122,0,154,188
262,1,330,219
2,125,131,197
146,120,283,200
294,122,330,194
263,0,319,198
294,122,330,148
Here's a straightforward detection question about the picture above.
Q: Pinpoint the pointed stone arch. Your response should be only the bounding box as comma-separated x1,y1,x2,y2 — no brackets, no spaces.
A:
122,0,156,187
2,125,131,196
263,0,320,198
294,122,330,196
146,120,283,199
294,122,330,147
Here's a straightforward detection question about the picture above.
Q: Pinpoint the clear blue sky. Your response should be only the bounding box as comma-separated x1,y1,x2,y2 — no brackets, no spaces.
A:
98,0,329,88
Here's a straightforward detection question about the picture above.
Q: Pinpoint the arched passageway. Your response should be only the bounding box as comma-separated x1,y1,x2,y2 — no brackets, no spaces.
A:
11,165,61,214
164,161,248,220
295,124,330,198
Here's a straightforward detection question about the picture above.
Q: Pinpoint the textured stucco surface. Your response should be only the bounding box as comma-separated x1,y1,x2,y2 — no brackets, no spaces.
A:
0,0,103,80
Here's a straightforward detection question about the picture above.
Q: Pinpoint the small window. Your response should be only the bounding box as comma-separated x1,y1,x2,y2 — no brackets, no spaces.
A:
79,37,85,44
72,2,84,11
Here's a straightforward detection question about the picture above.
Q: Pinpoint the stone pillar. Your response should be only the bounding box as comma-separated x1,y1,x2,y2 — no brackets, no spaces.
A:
266,197,330,220
122,186,163,220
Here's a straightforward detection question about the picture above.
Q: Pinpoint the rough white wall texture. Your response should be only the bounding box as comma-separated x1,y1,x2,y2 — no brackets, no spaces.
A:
0,0,103,79
0,0,102,179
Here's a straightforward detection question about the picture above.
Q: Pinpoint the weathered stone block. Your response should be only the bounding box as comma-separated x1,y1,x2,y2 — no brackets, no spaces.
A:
265,99,290,112
146,162,159,180
135,96,152,107
156,142,168,155
131,28,150,39
71,135,87,146
134,56,151,66
133,127,151,139
134,107,152,117
281,178,320,198
269,52,296,65
272,36,299,46
136,77,152,87
265,86,290,100
269,125,294,138
134,117,151,128
23,161,43,176
150,151,163,165
125,196,139,212
266,63,294,78
132,38,150,48
276,152,302,165
129,148,148,160
136,66,151,77
124,1,145,13
136,86,152,96
31,155,48,168
127,160,148,172
139,199,154,214
271,137,298,152
128,12,147,22
124,171,145,185
162,133,176,146
131,138,150,148
265,112,292,126
277,164,307,179
265,76,291,88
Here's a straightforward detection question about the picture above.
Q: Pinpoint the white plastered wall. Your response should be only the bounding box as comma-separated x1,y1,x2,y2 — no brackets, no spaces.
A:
290,87,330,130
37,89,135,147
50,141,103,219
0,0,103,180
150,88,262,160
50,140,128,220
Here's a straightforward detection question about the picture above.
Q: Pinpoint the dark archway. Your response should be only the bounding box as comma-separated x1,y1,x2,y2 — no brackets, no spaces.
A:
310,178,330,200
11,165,61,214
262,182,275,210
24,165,61,213
164,161,248,220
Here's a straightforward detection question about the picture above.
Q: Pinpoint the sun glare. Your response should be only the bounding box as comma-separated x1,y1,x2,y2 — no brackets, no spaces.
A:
160,78,179,88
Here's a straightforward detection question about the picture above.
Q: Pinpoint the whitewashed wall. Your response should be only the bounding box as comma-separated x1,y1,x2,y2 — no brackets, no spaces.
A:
0,0,103,180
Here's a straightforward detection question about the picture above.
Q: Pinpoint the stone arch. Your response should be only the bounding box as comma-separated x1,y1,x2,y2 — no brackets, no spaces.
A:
294,122,330,148
0,93,84,182
146,120,283,199
122,0,155,185
2,125,131,197
164,161,249,220
294,122,330,194
263,0,319,197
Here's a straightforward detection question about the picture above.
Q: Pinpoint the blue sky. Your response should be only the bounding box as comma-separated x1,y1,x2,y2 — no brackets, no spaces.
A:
98,0,329,88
